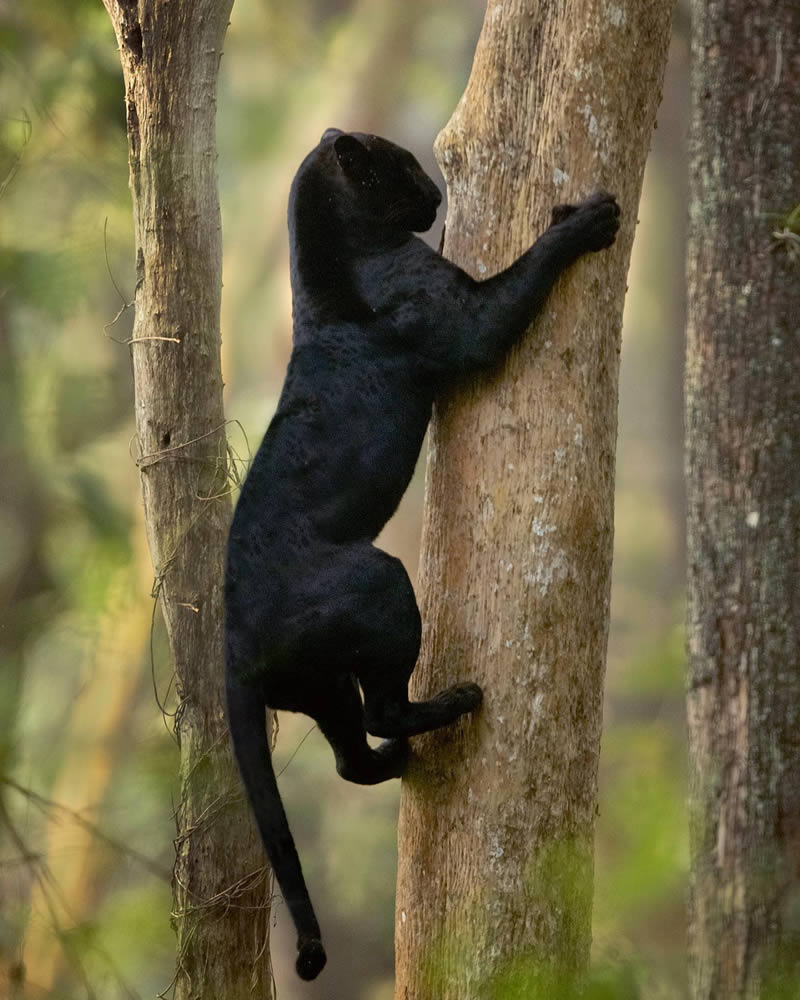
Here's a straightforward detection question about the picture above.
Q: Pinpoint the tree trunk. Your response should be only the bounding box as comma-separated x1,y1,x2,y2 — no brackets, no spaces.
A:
686,1,800,997
395,2,672,998
100,4,273,998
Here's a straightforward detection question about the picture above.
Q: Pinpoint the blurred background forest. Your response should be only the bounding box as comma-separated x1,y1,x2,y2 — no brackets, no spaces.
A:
1,1,690,997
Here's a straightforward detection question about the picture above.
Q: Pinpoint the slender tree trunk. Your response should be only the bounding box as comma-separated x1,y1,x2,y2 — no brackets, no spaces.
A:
101,4,273,997
395,2,672,997
686,1,800,997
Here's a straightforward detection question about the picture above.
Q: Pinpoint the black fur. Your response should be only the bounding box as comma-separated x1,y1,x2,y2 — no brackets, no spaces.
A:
225,128,620,979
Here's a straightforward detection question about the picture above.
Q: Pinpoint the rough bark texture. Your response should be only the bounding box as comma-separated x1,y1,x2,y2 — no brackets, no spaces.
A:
395,2,672,997
101,4,273,998
686,2,800,997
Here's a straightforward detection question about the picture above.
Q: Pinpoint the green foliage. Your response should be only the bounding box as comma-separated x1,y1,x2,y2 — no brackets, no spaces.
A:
617,625,686,698
598,722,687,916
96,882,174,994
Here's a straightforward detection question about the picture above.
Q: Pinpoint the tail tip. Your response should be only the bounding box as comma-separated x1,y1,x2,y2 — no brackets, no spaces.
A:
296,937,326,980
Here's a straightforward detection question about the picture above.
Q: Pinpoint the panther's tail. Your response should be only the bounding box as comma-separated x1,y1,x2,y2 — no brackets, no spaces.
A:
225,672,326,980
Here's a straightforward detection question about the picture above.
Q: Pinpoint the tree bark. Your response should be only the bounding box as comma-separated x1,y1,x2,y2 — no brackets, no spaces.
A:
101,4,273,998
394,2,672,998
686,1,800,997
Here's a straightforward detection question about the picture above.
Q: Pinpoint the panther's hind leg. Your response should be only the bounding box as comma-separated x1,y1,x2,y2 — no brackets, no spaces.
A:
339,548,484,739
313,674,408,785
361,677,484,739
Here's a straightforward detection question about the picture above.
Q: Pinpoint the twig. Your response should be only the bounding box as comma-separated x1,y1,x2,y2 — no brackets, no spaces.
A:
149,584,179,734
102,216,136,339
0,108,31,200
0,798,98,997
102,218,180,343
2,777,170,881
276,723,318,778
771,227,800,261
137,421,229,468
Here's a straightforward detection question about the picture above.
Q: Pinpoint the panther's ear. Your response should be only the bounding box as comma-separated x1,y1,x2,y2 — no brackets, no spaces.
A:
320,127,343,143
334,134,371,181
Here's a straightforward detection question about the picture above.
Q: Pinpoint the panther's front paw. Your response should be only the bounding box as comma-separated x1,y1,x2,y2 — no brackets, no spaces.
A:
571,191,621,251
448,681,484,715
551,202,579,227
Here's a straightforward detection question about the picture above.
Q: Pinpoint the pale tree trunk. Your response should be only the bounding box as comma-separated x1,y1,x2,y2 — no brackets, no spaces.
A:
395,2,672,997
101,4,273,998
686,1,800,997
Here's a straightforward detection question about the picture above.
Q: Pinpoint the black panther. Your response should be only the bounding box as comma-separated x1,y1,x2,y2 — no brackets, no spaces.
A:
224,128,620,979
